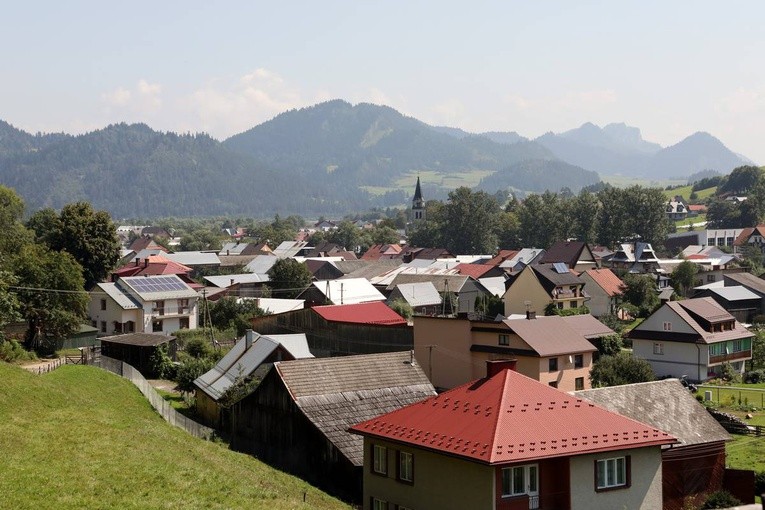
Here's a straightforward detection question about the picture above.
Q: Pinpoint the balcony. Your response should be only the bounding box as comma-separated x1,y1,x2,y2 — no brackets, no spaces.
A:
151,307,191,318
709,350,752,365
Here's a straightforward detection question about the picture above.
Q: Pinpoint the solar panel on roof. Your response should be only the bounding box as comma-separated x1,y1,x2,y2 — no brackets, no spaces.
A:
125,275,188,294
553,262,568,274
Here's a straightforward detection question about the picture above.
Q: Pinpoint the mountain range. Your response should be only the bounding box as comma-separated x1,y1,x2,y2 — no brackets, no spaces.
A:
0,101,753,218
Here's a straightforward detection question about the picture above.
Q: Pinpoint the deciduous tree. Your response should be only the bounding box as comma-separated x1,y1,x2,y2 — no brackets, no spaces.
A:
266,258,312,299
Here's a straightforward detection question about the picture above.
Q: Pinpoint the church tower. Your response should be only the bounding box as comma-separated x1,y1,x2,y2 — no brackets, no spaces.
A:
411,176,425,223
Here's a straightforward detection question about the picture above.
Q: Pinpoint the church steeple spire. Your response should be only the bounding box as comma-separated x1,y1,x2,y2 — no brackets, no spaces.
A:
411,176,425,222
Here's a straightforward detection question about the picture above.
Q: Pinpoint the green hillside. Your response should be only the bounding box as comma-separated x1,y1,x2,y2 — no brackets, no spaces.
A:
0,363,346,510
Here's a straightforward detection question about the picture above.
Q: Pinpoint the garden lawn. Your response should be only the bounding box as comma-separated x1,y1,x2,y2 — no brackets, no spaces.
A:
726,434,765,472
0,363,348,510
697,384,765,409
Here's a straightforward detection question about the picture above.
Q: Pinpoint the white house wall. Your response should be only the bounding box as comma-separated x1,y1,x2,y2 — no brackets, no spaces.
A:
632,338,706,381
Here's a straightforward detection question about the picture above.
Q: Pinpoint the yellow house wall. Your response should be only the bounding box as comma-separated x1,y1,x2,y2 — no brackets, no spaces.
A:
362,437,494,510
503,268,551,316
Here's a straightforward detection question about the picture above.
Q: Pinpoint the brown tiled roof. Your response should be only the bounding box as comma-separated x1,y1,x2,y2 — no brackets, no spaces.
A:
485,250,519,267
582,268,624,297
734,225,765,246
575,379,730,447
455,263,495,279
677,298,733,324
275,351,435,466
504,316,597,356
560,314,616,339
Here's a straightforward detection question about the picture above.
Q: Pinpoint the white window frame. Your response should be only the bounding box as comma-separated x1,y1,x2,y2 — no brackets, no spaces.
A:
372,444,388,475
498,334,509,346
662,321,672,331
501,463,538,497
398,451,414,483
372,497,388,510
653,342,664,355
596,457,627,490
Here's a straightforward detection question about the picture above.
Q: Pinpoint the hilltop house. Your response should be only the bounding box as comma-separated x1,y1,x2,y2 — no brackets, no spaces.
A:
230,351,436,502
629,297,754,381
503,264,587,316
89,274,199,336
350,361,675,510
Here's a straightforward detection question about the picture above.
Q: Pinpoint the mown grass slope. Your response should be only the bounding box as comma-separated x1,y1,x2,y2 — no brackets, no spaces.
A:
0,363,348,510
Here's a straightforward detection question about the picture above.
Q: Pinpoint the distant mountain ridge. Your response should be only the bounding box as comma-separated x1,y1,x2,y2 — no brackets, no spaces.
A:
533,122,749,178
0,101,752,218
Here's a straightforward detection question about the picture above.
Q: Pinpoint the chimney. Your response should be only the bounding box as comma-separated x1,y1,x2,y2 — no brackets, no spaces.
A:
486,359,517,378
245,329,255,349
144,258,148,268
230,278,235,287
526,310,536,320
134,258,140,267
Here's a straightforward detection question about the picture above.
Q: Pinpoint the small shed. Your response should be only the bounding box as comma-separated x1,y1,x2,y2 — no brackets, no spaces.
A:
100,333,177,376
56,324,99,350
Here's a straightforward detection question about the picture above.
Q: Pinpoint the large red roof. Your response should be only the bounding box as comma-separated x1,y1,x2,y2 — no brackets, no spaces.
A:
313,301,407,326
582,268,624,297
113,255,192,278
455,263,494,279
350,369,675,465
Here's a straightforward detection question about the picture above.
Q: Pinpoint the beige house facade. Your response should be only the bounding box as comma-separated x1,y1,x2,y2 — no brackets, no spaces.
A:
503,264,586,316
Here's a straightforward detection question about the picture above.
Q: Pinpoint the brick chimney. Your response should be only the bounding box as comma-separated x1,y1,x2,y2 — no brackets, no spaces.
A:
486,359,517,378
526,310,536,320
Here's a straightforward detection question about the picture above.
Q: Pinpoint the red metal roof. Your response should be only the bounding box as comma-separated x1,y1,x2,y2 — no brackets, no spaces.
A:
313,301,408,326
113,255,192,278
350,369,675,465
485,249,519,267
455,263,494,279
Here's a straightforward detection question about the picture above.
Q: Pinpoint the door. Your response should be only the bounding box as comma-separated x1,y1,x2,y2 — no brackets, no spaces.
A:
527,464,539,510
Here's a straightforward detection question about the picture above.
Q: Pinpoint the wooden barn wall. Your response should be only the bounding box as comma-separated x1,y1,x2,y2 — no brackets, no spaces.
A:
229,370,362,503
661,441,726,510
251,310,413,357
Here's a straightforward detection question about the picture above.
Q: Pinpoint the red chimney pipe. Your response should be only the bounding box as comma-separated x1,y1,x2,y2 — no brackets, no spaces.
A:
486,359,517,378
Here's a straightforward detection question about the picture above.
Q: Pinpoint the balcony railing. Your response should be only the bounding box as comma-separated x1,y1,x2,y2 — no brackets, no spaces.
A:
151,307,191,317
709,350,752,365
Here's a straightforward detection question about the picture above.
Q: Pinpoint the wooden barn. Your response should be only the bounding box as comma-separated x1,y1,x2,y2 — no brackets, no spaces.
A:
250,301,412,357
99,332,177,376
576,379,738,509
229,351,435,503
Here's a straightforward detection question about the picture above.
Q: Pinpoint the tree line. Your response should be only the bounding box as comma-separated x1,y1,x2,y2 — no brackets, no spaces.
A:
409,185,674,254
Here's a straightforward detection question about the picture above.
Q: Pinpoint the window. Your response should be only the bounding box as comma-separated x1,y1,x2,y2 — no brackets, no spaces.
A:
548,381,558,388
501,464,538,497
152,319,163,333
733,339,742,352
709,343,724,356
100,299,107,311
662,321,672,331
653,342,664,355
575,377,584,391
372,444,388,475
100,321,106,333
548,357,558,372
498,334,509,346
596,456,630,490
179,298,190,313
574,354,583,368
398,451,414,483
727,237,734,246
91,320,97,328
707,274,716,283
155,300,165,316
371,498,388,510
556,301,564,310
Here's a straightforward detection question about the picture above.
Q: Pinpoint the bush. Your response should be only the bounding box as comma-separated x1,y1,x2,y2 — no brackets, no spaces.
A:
149,345,176,380
389,299,413,321
598,314,624,334
0,339,37,362
590,352,655,387
701,490,741,509
597,334,623,357
744,369,765,384
719,362,741,383
185,337,214,359
755,471,765,497
175,357,215,393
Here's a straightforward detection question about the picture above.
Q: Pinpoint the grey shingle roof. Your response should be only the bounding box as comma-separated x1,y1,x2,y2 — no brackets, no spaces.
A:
503,316,597,356
97,282,141,310
724,272,765,295
274,351,436,466
574,379,730,447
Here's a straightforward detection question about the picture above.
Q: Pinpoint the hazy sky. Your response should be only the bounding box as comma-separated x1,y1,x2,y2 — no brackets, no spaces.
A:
3,1,764,162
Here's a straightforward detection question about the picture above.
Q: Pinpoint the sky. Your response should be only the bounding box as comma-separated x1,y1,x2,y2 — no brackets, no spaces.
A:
2,1,764,162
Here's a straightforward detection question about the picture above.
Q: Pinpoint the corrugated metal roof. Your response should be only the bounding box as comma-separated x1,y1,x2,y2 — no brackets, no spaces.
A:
164,251,221,266
313,301,407,325
204,273,269,288
243,255,279,274
708,286,761,302
194,332,313,400
350,368,675,465
725,272,765,295
272,241,308,258
97,282,141,310
479,276,506,298
311,278,385,304
101,332,175,347
389,282,441,308
575,379,730,447
504,316,597,356
276,351,436,466
242,297,304,314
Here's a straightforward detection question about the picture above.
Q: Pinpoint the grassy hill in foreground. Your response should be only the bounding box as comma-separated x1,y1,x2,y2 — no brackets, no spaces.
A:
0,363,346,510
